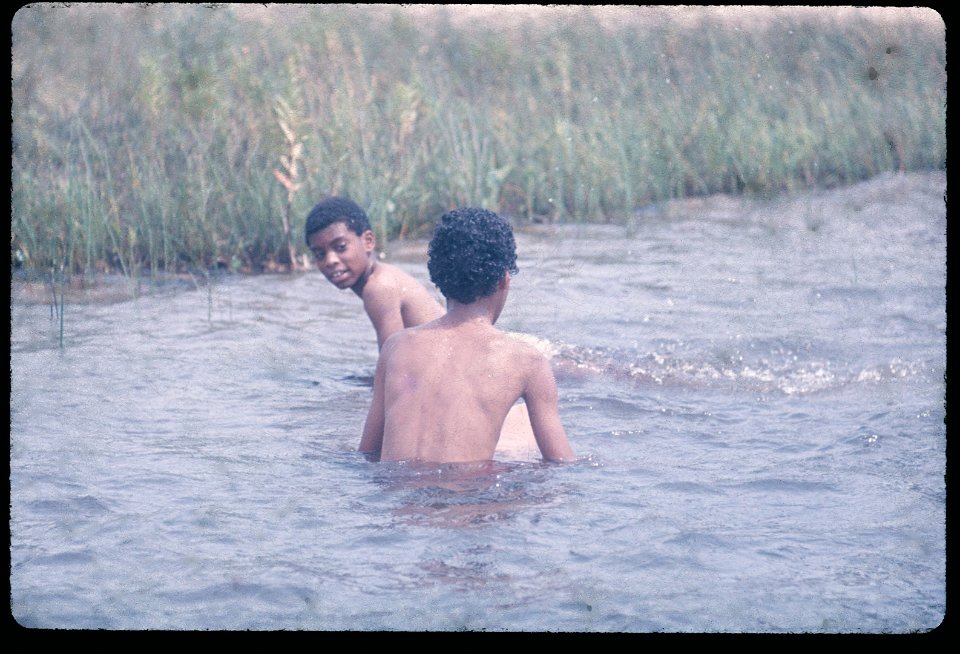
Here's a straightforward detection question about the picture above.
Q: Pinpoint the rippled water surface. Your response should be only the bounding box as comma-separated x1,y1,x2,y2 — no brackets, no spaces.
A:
10,173,946,631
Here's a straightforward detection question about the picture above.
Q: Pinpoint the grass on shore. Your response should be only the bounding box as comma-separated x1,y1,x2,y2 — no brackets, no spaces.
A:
11,5,946,278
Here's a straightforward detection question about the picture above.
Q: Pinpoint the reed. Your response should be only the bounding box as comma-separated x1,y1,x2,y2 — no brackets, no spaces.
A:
273,95,305,270
11,5,945,277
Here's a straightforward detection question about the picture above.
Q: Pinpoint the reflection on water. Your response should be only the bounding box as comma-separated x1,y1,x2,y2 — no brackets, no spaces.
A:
10,172,946,632
374,460,559,528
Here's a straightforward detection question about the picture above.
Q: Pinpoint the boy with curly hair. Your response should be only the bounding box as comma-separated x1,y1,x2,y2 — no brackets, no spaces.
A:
359,207,575,464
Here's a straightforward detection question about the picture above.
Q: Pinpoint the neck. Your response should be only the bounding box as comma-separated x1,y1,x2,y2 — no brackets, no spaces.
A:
350,257,378,297
444,296,500,326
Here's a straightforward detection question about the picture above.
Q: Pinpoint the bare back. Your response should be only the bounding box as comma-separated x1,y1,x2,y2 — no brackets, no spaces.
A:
361,317,573,463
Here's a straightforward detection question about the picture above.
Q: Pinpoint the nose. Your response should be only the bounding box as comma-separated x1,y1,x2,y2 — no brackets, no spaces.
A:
322,251,340,269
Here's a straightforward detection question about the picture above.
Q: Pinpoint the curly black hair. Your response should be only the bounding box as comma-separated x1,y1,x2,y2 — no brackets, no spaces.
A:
427,207,519,304
304,196,372,244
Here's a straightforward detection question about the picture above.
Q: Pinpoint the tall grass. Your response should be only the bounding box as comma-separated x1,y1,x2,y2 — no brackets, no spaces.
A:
11,5,946,277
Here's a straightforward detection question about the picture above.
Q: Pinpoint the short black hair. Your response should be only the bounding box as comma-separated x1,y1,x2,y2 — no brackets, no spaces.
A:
427,207,519,304
304,197,372,244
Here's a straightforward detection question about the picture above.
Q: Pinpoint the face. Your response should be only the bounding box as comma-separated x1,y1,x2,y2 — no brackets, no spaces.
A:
307,222,375,290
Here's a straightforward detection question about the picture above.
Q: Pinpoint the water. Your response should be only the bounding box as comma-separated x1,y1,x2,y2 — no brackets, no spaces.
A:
9,173,946,632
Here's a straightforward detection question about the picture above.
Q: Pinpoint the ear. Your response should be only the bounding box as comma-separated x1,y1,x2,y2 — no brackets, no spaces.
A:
361,229,376,252
497,272,511,291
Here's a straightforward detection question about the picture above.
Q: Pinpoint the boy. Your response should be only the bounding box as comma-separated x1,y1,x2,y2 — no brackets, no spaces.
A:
359,207,575,464
305,197,537,454
304,196,443,350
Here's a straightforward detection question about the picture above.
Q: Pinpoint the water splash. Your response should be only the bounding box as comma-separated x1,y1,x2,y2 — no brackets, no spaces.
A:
549,341,936,396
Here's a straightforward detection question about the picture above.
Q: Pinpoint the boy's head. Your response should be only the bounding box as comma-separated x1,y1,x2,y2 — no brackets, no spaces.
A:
428,207,519,304
305,197,376,290
304,196,372,244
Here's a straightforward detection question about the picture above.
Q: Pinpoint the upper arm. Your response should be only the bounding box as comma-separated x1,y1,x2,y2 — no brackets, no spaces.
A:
363,284,405,350
522,354,575,463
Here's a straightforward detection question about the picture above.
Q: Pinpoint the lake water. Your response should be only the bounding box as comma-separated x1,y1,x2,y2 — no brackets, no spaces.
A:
9,173,946,632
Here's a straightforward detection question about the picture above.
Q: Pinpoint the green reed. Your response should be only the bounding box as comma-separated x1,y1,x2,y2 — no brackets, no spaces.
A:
11,5,945,277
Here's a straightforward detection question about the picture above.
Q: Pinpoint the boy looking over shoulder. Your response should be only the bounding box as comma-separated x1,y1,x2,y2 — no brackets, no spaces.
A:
359,207,575,464
305,197,443,350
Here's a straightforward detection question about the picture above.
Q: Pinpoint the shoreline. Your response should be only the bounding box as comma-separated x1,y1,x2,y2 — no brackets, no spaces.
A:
11,169,945,307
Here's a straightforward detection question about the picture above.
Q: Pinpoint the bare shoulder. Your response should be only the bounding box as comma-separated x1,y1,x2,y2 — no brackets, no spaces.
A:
360,264,405,312
364,262,433,303
375,327,406,369
380,320,433,353
380,323,414,350
376,261,421,287
363,262,400,295
504,331,555,357
497,331,551,373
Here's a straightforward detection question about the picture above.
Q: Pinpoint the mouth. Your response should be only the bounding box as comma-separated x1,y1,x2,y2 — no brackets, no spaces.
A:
326,269,350,284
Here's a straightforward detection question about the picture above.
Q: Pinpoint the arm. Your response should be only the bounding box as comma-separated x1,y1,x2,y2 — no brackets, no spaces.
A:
522,355,576,463
358,347,389,458
362,283,406,350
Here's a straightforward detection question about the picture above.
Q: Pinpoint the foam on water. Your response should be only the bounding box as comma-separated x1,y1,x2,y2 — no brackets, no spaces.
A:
546,339,940,397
